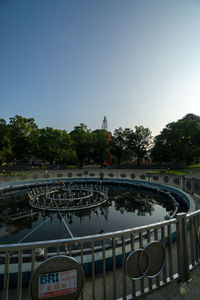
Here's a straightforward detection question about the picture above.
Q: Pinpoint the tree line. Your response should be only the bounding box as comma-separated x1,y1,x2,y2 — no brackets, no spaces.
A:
0,113,200,167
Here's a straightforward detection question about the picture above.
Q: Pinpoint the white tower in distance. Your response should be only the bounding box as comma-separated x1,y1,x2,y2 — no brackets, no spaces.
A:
101,116,108,131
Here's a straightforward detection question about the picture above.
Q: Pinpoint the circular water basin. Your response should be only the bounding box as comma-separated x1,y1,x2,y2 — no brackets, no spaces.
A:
0,180,186,244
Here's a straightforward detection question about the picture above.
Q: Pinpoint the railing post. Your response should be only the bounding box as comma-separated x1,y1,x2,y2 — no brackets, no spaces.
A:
176,213,190,283
181,176,185,191
191,178,194,195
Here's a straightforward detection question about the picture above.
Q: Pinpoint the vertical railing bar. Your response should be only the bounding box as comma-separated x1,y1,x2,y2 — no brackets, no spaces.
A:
68,244,72,257
139,232,144,294
180,213,190,282
17,250,23,300
44,247,48,259
130,234,136,297
81,242,84,300
193,216,198,263
168,224,173,279
189,217,195,266
81,243,84,266
197,214,200,263
31,248,35,274
192,217,197,263
3,252,10,300
112,237,117,300
154,228,158,240
154,228,160,286
91,241,95,300
147,230,152,290
122,235,126,299
65,244,68,255
102,239,106,300
56,245,60,255
176,213,191,282
176,220,181,276
161,226,167,283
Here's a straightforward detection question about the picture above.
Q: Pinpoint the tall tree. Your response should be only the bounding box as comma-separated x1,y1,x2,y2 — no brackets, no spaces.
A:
70,124,93,166
92,129,109,166
151,114,200,164
111,127,133,164
111,126,152,164
0,119,13,164
9,115,38,163
130,126,152,164
37,127,75,164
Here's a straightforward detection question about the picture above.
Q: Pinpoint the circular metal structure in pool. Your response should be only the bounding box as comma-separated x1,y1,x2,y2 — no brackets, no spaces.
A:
28,182,108,212
0,178,192,245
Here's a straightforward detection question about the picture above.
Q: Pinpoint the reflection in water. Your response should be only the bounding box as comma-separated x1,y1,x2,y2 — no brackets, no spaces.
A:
110,189,175,217
0,185,179,244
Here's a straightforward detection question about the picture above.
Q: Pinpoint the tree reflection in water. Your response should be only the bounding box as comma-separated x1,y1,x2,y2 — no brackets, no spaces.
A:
109,189,175,217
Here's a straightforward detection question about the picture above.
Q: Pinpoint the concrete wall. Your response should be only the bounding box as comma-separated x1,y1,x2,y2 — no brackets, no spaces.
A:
0,169,199,198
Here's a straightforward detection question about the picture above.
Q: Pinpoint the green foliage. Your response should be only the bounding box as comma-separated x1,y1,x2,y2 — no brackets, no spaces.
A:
188,163,200,168
70,124,93,166
150,170,189,175
8,115,38,162
111,127,132,164
111,126,152,164
92,129,109,165
1,113,200,167
0,172,27,177
152,113,200,164
0,119,14,163
37,127,76,164
130,126,152,164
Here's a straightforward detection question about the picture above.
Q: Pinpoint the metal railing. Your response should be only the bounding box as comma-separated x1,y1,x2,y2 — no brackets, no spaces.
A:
0,211,199,300
0,172,200,299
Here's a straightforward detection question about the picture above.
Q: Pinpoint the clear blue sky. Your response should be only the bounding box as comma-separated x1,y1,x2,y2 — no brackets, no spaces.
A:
1,0,200,136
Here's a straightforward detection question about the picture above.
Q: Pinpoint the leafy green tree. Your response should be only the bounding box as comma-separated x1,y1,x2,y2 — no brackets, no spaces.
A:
111,127,133,164
37,127,75,164
9,115,38,163
92,129,109,166
111,126,152,164
70,124,93,166
0,119,13,164
151,114,200,164
130,126,152,164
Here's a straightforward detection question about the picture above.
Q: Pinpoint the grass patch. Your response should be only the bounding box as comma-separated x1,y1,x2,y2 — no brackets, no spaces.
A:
188,163,200,168
0,172,27,177
149,170,189,175
66,165,78,169
0,172,13,176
